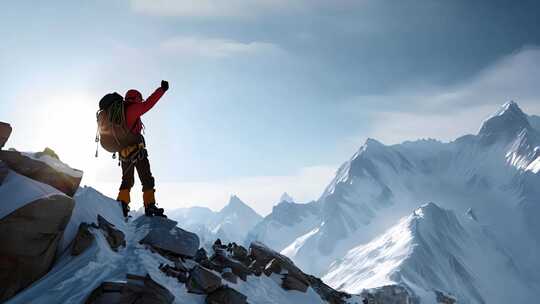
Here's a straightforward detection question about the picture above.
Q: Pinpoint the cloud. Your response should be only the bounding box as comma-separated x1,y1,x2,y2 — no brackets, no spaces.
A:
159,36,282,58
130,0,360,18
88,165,337,216
131,0,298,17
346,47,540,145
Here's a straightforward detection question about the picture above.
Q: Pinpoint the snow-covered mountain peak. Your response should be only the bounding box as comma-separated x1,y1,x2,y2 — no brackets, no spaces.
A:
279,192,295,203
221,194,255,214
478,101,532,141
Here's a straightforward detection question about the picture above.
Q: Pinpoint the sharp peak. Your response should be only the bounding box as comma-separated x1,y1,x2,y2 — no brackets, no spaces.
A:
413,202,445,217
478,100,531,137
228,194,246,206
495,100,525,116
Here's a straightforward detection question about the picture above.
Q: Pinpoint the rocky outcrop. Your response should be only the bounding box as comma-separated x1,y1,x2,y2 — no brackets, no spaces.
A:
0,137,82,302
85,274,174,304
97,215,125,251
0,149,82,197
0,122,11,149
137,216,200,258
186,265,223,294
360,285,418,304
0,194,74,302
206,286,248,304
435,290,457,304
71,223,95,256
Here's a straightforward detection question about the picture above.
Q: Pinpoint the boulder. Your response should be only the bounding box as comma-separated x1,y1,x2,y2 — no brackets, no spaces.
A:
206,286,248,304
97,215,125,251
211,254,252,281
281,274,309,293
0,122,11,149
85,274,174,304
195,247,209,263
186,265,222,294
71,223,95,256
0,150,82,197
139,217,199,258
0,194,74,302
249,242,308,285
263,258,283,276
159,264,188,283
230,244,249,263
221,271,238,284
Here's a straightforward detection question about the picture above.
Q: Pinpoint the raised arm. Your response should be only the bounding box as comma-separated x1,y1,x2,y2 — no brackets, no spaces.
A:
129,81,169,117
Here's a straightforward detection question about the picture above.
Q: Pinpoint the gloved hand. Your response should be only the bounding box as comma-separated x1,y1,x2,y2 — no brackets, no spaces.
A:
161,80,169,92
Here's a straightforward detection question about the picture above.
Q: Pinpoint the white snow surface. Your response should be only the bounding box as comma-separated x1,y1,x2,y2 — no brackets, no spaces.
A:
6,187,337,304
323,203,538,303
0,169,66,219
278,102,540,303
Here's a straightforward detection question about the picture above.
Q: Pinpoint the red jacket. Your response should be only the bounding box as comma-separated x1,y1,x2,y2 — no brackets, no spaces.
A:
125,87,165,134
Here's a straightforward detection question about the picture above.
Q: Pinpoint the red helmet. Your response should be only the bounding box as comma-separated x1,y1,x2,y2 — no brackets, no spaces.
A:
125,89,143,103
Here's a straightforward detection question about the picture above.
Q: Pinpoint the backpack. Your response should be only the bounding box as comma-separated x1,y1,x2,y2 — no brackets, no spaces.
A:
96,93,141,154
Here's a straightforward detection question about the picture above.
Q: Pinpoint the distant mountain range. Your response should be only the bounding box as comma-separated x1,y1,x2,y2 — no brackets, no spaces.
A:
171,101,540,303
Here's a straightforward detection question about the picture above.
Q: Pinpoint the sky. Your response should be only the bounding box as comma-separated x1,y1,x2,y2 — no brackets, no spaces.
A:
1,0,540,215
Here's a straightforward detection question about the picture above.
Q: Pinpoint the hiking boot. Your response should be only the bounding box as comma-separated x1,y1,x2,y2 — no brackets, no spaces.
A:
117,189,131,218
145,203,166,217
118,201,130,218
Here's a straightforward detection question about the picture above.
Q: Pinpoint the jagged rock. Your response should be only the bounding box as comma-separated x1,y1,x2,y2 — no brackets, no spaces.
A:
195,248,209,263
85,274,174,304
213,239,227,254
210,254,252,281
249,242,308,285
307,275,351,304
0,150,82,197
97,215,125,251
0,195,74,302
435,290,457,304
221,271,238,284
174,261,189,272
281,273,309,293
71,223,95,256
186,265,222,294
0,122,11,149
263,258,283,276
231,243,249,264
206,286,247,304
360,285,415,304
138,217,200,258
159,264,188,283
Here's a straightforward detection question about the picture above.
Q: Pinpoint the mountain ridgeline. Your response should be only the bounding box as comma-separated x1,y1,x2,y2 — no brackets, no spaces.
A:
2,101,540,304
169,101,540,303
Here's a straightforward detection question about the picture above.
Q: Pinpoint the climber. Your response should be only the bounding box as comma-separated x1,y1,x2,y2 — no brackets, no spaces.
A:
115,80,169,218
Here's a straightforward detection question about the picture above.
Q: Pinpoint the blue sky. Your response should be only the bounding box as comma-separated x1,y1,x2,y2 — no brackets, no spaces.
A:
1,1,540,214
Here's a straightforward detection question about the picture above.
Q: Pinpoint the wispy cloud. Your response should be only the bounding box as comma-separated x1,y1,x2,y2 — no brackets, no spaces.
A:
130,0,360,18
346,47,540,145
159,36,282,58
131,0,297,17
